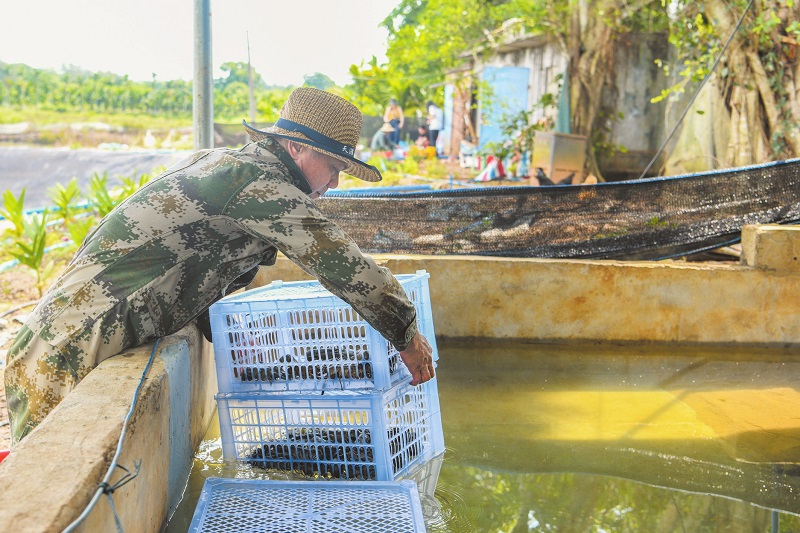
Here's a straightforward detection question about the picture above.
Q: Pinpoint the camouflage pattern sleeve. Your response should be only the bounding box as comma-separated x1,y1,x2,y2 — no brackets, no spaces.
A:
226,176,418,351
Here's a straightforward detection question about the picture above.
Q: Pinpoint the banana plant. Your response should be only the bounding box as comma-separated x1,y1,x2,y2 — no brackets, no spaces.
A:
0,188,27,238
87,171,118,217
48,177,82,225
117,170,154,202
65,215,98,251
10,210,56,297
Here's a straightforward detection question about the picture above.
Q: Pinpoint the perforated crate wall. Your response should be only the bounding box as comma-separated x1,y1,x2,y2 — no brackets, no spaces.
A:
209,270,437,392
188,478,426,533
216,378,444,481
404,451,443,503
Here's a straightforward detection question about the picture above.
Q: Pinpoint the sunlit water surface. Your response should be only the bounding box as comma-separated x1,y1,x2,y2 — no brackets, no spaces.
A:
166,341,800,532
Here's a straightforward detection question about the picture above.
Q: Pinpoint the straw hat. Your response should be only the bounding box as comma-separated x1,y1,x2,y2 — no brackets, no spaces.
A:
243,87,382,182
379,122,394,133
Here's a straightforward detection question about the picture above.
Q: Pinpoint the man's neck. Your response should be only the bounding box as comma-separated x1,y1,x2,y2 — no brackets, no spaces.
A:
253,138,313,195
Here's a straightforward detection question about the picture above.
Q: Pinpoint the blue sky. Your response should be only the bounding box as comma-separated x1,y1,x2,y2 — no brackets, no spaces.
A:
0,0,399,86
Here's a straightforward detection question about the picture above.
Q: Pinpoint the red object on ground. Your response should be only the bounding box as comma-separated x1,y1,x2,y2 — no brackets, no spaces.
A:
0,450,9,464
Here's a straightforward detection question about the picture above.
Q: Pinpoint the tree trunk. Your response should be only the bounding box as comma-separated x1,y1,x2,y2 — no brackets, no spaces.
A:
566,0,620,180
706,0,800,160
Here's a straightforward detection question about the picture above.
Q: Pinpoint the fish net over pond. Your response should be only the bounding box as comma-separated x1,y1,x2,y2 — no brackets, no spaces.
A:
318,158,800,261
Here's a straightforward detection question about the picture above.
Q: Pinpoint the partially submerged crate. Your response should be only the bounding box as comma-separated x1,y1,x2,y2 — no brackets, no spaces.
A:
188,478,426,533
216,378,444,481
405,451,444,505
209,270,437,392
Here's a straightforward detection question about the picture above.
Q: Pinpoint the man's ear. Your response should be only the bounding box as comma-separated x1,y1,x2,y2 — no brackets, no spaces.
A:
284,140,304,158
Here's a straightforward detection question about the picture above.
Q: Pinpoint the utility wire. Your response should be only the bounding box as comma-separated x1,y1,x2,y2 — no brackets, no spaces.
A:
637,0,755,180
62,339,161,533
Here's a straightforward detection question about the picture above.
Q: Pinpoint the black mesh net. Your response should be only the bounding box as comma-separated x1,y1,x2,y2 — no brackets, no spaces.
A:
318,159,800,260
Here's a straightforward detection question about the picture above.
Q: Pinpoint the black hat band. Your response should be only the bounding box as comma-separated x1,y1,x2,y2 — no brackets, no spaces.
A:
275,118,356,157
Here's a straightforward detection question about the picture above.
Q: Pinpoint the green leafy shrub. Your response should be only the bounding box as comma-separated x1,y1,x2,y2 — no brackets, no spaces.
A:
10,210,56,297
87,172,119,217
118,170,155,202
66,215,98,252
0,188,27,238
48,177,82,225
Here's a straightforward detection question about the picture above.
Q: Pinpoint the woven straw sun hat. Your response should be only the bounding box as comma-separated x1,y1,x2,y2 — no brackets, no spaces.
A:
243,87,382,182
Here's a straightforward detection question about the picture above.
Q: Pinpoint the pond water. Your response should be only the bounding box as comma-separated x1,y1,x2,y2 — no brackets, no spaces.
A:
166,341,800,532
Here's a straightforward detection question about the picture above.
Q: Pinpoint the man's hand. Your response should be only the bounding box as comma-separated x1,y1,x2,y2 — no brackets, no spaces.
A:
399,332,435,386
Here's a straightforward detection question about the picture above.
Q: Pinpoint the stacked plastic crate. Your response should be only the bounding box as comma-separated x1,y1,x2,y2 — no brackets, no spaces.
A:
208,270,444,482
189,479,427,533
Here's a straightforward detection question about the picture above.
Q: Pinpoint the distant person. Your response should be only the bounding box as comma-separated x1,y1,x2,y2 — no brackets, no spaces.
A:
370,122,396,151
415,125,430,149
4,87,435,445
383,98,404,145
426,101,443,154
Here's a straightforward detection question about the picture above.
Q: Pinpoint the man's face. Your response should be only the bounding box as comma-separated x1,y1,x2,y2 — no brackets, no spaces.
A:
295,148,345,199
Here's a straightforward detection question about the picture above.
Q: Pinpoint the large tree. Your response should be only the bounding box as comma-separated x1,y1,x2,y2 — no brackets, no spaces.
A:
353,0,800,176
666,0,800,166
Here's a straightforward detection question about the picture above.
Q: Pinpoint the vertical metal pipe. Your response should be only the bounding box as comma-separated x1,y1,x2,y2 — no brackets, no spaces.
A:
193,0,214,150
247,31,257,125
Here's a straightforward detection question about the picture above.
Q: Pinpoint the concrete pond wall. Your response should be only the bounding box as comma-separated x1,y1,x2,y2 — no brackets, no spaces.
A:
0,224,798,532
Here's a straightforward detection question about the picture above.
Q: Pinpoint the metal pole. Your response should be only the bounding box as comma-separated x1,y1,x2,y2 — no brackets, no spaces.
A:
247,31,256,125
193,0,214,150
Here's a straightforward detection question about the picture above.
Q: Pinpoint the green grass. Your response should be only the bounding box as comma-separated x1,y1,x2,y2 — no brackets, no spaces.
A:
0,105,192,131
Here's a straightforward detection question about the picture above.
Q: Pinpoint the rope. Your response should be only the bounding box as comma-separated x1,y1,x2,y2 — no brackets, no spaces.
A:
62,339,161,533
637,0,755,180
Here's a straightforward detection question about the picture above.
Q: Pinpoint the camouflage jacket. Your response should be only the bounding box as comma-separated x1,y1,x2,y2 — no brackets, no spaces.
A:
21,139,418,358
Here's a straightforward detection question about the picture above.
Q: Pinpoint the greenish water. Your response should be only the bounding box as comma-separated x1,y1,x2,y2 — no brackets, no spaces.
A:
167,341,800,532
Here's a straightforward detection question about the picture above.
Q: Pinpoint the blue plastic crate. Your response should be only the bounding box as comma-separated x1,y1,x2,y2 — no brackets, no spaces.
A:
405,452,445,526
188,478,426,533
216,378,444,481
209,270,437,393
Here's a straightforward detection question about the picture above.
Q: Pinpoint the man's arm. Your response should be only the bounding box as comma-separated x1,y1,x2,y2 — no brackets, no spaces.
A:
230,177,421,364
400,331,435,385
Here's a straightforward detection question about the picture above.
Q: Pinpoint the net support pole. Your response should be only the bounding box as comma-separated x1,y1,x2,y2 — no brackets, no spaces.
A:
193,0,214,150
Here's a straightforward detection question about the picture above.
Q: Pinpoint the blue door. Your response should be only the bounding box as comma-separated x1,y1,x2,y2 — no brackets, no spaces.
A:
478,66,530,152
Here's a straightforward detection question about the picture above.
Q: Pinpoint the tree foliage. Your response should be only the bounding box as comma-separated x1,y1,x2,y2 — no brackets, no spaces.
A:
217,61,268,91
356,0,800,174
662,0,800,164
0,61,292,123
303,72,336,90
346,0,568,114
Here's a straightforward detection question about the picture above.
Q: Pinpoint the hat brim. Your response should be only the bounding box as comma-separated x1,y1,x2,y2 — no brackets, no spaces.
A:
243,121,382,182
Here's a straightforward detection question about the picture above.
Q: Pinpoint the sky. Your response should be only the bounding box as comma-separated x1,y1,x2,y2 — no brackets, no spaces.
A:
0,0,400,86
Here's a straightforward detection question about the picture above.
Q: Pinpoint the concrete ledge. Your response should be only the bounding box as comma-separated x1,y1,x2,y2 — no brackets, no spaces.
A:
0,325,216,533
256,247,800,345
742,223,800,272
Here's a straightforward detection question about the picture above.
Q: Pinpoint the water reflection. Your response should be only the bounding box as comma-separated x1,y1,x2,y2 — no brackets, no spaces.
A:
167,341,800,532
434,341,800,531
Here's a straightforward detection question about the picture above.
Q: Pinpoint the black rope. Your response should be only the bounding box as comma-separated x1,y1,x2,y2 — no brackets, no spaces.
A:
637,0,756,180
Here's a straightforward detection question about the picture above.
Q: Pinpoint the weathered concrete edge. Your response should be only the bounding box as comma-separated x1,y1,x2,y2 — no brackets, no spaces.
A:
0,325,216,533
255,226,800,346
